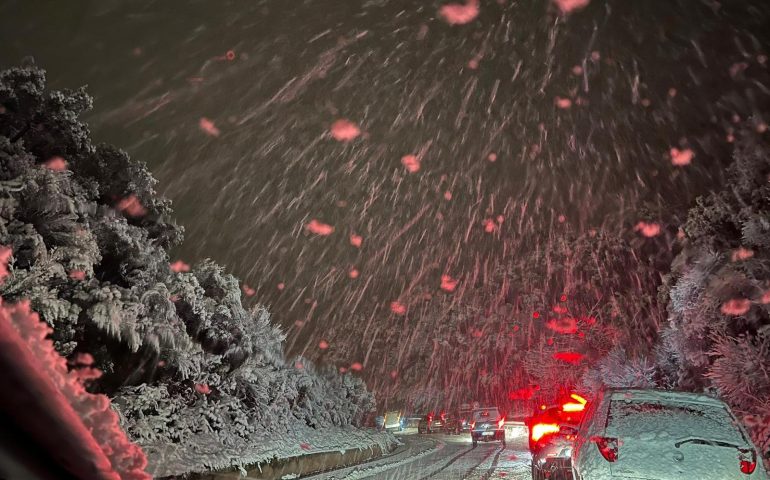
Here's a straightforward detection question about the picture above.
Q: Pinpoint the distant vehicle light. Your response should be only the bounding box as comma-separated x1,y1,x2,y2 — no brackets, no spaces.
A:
531,423,560,442
570,393,588,405
561,402,585,412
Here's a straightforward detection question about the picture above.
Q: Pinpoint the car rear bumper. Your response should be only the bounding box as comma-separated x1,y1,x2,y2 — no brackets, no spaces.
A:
471,429,505,440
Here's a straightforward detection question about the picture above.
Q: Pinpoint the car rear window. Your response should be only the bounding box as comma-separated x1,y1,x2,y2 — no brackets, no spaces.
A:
607,400,745,443
473,409,500,421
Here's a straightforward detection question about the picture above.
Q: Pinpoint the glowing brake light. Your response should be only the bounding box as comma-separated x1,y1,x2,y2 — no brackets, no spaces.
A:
562,393,588,412
531,423,560,442
739,449,757,475
562,402,585,412
498,417,505,428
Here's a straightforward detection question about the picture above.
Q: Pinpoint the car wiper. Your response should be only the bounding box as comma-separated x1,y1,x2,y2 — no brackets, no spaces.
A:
674,438,742,449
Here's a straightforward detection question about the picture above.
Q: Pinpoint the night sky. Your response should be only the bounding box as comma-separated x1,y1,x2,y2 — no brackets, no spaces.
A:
2,0,769,398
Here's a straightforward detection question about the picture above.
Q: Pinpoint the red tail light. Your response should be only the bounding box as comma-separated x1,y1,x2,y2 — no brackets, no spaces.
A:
531,423,560,442
739,449,757,475
498,417,505,428
562,393,588,412
562,402,585,412
594,436,618,462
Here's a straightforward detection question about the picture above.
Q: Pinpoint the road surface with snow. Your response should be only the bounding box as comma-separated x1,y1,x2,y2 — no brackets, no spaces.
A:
306,428,533,480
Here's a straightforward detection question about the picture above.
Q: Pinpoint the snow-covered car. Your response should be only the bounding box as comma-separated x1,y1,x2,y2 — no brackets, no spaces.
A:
442,415,462,434
457,408,475,433
571,388,768,480
417,412,444,433
470,407,506,448
529,394,588,480
418,417,430,434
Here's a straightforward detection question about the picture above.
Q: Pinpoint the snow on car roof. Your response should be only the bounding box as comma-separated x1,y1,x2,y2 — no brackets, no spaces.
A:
606,388,726,407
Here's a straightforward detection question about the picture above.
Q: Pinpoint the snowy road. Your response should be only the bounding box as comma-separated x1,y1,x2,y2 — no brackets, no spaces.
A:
306,431,533,480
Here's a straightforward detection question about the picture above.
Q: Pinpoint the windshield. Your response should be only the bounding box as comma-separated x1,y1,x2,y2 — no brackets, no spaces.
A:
608,400,746,444
473,409,501,421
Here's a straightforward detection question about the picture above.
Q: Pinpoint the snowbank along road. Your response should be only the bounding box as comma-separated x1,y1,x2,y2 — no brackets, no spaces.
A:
306,429,532,480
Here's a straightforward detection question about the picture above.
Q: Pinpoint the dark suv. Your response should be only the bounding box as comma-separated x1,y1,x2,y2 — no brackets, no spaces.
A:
470,407,506,447
528,394,587,480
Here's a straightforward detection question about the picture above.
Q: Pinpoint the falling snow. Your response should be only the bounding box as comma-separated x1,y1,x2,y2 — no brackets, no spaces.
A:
3,0,770,476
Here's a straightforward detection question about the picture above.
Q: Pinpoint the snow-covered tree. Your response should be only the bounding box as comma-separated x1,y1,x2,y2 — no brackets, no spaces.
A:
657,130,770,458
0,66,375,460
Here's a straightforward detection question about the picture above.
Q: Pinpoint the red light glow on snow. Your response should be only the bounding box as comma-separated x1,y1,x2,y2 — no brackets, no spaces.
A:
170,260,191,273
199,117,221,137
68,270,86,281
306,219,335,236
546,317,578,334
720,298,751,316
555,97,572,109
731,247,754,262
553,0,590,14
440,274,458,292
194,383,211,394
330,119,361,142
553,351,584,364
401,154,421,173
635,221,662,237
0,246,11,283
116,195,147,217
761,290,770,304
44,156,67,171
390,301,406,315
350,234,363,247
507,386,537,400
350,362,363,371
670,147,694,166
319,340,329,350
438,0,479,25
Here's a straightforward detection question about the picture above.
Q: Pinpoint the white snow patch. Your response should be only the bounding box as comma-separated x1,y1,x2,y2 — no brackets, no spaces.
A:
143,425,397,478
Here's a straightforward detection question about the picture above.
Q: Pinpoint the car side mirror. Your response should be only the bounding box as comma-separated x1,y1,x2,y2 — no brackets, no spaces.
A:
560,426,578,436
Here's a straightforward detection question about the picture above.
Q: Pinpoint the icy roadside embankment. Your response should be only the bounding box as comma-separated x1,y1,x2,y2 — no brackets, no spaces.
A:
148,426,398,478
